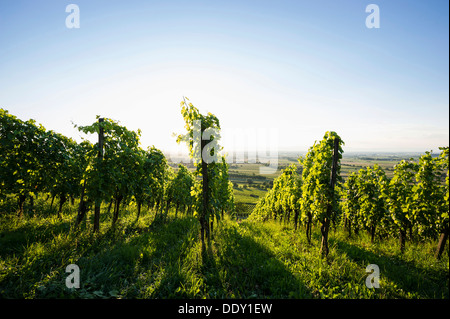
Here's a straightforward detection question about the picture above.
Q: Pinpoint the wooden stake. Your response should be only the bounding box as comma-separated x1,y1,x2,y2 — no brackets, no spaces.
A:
93,118,104,233
320,137,339,257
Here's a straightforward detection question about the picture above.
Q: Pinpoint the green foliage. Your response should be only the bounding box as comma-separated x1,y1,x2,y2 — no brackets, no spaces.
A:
411,151,446,237
340,171,361,235
165,164,195,215
299,131,344,224
1,109,89,217
436,147,449,235
211,156,236,217
355,164,388,240
0,109,47,199
76,117,142,205
381,160,418,240
175,97,235,240
249,164,301,225
138,146,169,211
75,118,170,225
176,97,221,165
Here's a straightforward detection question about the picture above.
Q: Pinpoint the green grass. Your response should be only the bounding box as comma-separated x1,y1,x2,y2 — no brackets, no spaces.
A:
0,196,448,299
233,186,268,204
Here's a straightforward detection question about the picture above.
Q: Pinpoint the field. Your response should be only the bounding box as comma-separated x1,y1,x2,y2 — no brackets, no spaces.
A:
0,196,448,299
223,152,422,205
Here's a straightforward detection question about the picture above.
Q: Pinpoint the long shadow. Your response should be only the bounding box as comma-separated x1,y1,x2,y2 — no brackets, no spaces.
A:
1,213,308,299
119,216,312,299
0,218,73,258
80,215,198,298
201,221,312,298
127,216,200,298
0,225,95,298
0,211,185,297
330,237,449,298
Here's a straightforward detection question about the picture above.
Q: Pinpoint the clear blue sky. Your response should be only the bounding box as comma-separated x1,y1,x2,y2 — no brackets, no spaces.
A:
0,0,448,154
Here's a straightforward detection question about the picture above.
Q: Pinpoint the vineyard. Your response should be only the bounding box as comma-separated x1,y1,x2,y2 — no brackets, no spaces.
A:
250,133,449,260
0,102,448,299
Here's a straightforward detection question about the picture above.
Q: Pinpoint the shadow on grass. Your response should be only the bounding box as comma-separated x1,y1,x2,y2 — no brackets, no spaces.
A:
111,216,312,299
330,237,449,298
132,216,200,298
0,217,73,258
0,212,195,298
2,212,311,299
200,221,312,298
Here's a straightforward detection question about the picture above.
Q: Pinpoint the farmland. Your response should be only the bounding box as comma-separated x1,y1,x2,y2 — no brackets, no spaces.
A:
213,152,423,205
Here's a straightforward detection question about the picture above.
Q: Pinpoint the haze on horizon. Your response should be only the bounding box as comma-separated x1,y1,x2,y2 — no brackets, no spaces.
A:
0,1,448,155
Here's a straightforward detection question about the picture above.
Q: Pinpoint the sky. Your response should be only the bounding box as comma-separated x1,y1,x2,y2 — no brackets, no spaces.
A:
0,0,448,156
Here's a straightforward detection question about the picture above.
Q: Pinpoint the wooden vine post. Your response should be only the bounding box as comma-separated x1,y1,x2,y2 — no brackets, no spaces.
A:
200,125,209,250
93,117,104,233
320,137,340,258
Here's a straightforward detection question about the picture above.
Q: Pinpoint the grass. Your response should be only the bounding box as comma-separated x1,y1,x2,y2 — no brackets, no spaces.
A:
0,196,448,299
233,186,268,204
